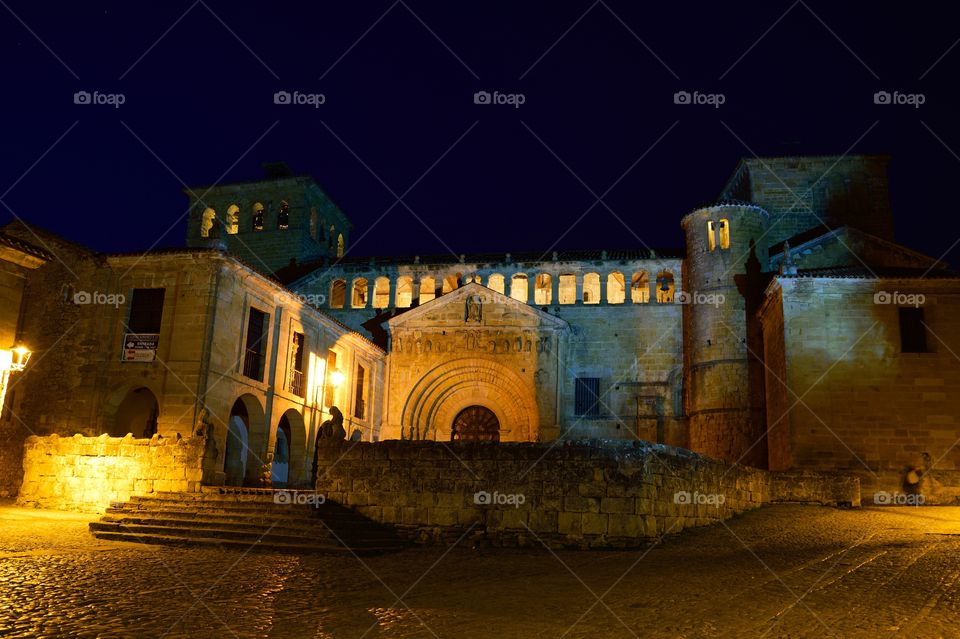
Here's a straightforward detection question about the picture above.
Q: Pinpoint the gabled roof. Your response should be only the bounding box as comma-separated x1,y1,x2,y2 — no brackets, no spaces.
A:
387,281,569,330
768,225,946,271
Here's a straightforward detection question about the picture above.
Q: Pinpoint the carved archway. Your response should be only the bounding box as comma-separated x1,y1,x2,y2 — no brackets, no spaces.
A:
451,405,500,442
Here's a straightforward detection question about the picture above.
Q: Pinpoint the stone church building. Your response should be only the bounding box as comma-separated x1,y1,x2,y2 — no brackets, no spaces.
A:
3,154,959,503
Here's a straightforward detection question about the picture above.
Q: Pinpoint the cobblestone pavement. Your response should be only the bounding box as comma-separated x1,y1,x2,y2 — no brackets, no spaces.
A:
1,502,959,638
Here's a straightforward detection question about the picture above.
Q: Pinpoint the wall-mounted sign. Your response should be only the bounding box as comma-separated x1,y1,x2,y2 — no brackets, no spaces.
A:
122,333,159,362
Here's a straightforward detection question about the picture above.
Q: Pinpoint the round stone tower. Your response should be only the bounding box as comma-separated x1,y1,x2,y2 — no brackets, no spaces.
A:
680,202,769,468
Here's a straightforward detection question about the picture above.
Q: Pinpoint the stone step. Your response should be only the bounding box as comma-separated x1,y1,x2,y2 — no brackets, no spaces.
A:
106,503,353,519
130,491,323,504
96,514,400,541
89,531,392,555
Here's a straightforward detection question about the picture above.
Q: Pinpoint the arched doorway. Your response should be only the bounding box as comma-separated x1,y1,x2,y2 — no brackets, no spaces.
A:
110,387,159,438
271,415,292,487
451,405,500,442
225,397,263,486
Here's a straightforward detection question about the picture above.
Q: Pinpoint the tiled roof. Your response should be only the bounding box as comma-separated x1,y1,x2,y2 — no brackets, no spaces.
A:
781,266,960,279
0,232,54,261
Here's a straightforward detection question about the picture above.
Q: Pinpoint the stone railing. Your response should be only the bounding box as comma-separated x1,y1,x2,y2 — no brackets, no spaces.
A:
17,433,205,512
315,440,860,548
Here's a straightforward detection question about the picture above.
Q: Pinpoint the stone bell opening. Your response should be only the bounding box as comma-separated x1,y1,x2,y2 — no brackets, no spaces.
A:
451,405,500,442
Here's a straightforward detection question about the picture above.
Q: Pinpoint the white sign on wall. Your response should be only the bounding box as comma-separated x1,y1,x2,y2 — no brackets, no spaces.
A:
122,333,159,362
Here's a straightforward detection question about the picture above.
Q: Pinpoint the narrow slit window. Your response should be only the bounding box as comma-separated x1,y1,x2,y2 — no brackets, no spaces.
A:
719,219,730,250
707,220,717,251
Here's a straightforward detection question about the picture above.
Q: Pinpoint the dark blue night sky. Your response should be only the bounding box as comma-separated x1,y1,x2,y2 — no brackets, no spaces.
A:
2,1,958,262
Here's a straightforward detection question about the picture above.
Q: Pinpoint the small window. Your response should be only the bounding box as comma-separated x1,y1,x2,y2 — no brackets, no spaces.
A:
200,208,216,238
373,277,390,309
243,308,269,381
396,276,413,308
277,201,290,229
289,332,306,398
899,307,928,353
226,205,240,235
337,233,344,257
324,350,338,408
351,278,368,308
574,377,600,417
583,273,600,304
330,280,346,308
607,272,625,304
656,271,675,303
558,274,576,304
510,274,528,303
707,220,717,251
419,277,436,303
719,219,730,250
252,203,265,231
631,272,649,304
354,363,366,420
535,273,552,305
487,273,505,295
128,288,166,334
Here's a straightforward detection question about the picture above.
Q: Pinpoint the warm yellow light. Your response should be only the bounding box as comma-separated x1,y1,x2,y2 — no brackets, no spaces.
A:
330,369,345,388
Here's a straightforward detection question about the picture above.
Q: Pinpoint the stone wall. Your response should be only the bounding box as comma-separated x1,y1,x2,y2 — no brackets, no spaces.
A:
17,433,205,512
314,440,859,548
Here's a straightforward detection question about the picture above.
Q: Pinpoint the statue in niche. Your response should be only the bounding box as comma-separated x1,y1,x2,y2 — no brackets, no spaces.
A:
535,368,548,387
395,336,402,353
466,295,482,322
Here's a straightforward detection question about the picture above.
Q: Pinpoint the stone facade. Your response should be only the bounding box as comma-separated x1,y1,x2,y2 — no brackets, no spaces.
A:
314,440,860,548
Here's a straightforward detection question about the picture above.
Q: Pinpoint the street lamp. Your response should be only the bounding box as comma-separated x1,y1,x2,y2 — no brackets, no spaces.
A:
10,345,31,372
329,369,345,388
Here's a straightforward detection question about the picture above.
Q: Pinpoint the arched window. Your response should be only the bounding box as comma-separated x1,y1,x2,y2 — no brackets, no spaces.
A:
607,272,625,304
351,278,368,308
226,204,240,235
656,271,675,303
396,276,413,308
309,208,318,240
631,271,649,303
534,273,552,305
487,273,505,294
337,233,344,257
558,274,576,304
419,277,436,303
277,200,290,229
719,219,730,250
583,272,600,304
442,273,461,294
373,277,390,309
252,203,265,231
330,280,346,309
200,208,216,238
707,220,717,251
510,274,528,303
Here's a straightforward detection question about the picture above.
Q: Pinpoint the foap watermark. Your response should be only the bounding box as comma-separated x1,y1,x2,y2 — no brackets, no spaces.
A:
873,90,925,108
474,490,526,508
273,490,326,506
673,90,725,108
74,90,125,108
274,90,326,108
674,490,726,508
874,291,925,307
274,291,327,307
675,291,725,307
473,90,525,108
873,491,925,506
73,290,125,308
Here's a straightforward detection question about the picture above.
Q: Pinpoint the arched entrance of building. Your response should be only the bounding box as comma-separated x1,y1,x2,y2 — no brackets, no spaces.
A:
108,387,159,438
224,395,264,486
271,415,292,487
451,405,500,442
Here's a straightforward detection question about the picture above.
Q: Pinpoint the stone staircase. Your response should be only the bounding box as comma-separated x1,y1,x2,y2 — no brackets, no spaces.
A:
89,488,405,554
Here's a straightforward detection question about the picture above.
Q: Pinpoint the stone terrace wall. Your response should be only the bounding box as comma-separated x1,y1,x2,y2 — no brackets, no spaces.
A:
315,440,859,548
17,433,205,513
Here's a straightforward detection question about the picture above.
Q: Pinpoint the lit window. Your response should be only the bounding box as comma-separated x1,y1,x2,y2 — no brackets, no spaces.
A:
330,280,346,308
373,277,390,309
419,277,436,303
396,276,413,308
487,273,505,295
252,203,265,231
226,205,240,235
337,233,344,257
719,219,730,250
289,332,305,398
510,274,528,303
707,220,717,251
607,272,625,304
583,273,600,304
351,278,368,308
656,271,675,303
200,208,216,238
535,273,552,305
631,272,649,304
354,363,366,419
558,274,576,304
442,273,461,294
